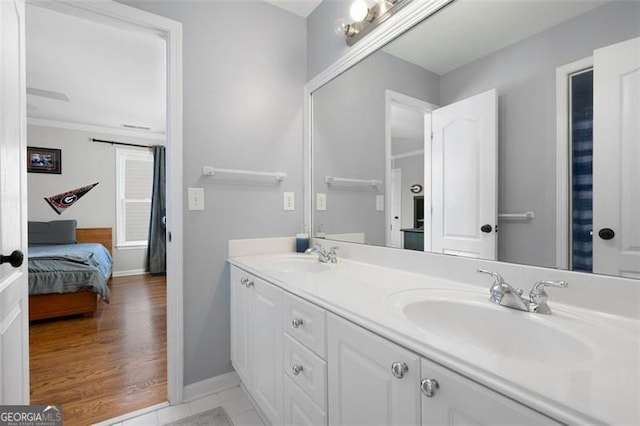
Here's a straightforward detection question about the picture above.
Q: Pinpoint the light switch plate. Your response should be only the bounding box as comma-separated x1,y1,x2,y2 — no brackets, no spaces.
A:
284,192,295,211
316,193,327,211
188,187,205,211
376,195,384,211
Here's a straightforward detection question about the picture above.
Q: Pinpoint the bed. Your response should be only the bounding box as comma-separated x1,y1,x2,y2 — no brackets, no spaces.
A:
28,223,113,321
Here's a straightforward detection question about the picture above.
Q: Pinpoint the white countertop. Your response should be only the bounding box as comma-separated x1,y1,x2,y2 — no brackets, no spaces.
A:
228,252,640,425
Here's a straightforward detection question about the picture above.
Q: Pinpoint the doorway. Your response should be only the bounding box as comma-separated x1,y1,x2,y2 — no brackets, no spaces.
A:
23,0,183,420
569,68,594,273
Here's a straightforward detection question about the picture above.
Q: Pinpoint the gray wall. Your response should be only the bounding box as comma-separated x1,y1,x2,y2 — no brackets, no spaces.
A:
439,1,640,268
313,51,439,245
120,1,306,386
26,124,152,273
307,0,352,80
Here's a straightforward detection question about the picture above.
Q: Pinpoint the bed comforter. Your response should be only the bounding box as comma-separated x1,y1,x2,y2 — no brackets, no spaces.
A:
28,243,112,302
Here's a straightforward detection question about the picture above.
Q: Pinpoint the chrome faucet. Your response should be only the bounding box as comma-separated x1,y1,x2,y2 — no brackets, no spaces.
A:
478,269,529,311
305,245,338,263
477,269,567,314
528,280,568,314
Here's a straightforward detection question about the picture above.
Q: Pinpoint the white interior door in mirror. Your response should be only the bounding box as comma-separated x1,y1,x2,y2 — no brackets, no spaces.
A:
431,89,497,259
593,37,640,278
390,169,402,248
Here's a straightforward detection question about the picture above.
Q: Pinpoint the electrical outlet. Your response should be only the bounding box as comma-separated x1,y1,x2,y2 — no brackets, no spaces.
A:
316,193,327,211
284,192,295,211
188,187,205,211
376,195,384,211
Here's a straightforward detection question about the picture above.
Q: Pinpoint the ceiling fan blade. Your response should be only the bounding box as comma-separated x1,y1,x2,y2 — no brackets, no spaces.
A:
26,87,70,102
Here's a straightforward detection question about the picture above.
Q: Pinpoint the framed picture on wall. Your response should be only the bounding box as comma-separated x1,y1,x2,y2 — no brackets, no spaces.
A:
27,146,61,174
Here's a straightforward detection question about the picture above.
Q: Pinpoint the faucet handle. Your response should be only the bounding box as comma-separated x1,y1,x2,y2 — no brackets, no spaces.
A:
477,268,505,284
529,280,568,314
530,280,568,295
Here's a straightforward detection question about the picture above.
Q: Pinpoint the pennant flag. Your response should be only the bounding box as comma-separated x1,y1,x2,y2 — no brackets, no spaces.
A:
45,182,99,215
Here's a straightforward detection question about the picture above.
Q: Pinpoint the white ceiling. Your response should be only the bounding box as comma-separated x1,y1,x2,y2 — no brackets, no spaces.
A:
26,4,166,136
383,0,610,75
264,0,323,17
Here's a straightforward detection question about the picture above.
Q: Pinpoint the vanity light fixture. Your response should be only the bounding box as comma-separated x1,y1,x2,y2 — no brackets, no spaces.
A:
334,0,408,46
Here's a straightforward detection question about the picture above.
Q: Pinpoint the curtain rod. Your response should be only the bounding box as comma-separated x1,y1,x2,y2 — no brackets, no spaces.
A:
91,138,153,149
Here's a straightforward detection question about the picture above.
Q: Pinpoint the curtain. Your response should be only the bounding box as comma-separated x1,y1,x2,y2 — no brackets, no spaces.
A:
571,71,593,273
147,145,166,275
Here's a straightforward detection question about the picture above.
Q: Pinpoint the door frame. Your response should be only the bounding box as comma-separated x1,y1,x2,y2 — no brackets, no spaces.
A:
555,56,593,270
384,90,437,247
27,0,184,404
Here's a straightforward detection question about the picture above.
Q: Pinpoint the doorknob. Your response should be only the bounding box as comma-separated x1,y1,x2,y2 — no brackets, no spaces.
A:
0,250,24,268
480,224,493,233
598,228,615,240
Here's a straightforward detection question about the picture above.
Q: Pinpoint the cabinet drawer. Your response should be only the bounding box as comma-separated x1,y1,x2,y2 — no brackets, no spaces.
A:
284,376,327,426
284,333,327,410
283,292,326,358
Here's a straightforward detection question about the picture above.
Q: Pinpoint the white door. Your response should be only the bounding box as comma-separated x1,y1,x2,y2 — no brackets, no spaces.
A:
593,37,640,278
327,313,421,425
390,169,402,248
0,0,29,404
420,358,559,425
431,89,497,259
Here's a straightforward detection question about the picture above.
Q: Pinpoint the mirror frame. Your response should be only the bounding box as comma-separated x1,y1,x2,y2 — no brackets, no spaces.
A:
303,0,453,230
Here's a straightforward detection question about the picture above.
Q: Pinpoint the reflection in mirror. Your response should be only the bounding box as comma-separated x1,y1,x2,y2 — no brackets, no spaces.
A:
311,0,640,279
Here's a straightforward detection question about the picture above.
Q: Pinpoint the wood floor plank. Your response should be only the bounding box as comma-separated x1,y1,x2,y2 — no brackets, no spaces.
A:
29,274,167,426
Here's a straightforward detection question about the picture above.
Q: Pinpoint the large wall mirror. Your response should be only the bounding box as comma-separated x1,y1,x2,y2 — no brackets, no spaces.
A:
311,0,640,279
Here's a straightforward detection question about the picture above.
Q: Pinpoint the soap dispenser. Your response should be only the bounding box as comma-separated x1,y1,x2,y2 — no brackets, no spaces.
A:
296,226,309,253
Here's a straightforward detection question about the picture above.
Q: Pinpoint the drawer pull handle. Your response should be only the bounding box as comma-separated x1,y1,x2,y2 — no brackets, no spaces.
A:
291,317,304,329
421,378,439,397
391,362,408,379
292,364,304,375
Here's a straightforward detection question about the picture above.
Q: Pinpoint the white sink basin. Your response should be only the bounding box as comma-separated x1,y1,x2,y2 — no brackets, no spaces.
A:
266,254,333,273
388,290,593,363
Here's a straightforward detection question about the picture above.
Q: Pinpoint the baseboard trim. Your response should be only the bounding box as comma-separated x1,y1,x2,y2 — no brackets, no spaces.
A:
183,371,241,402
112,269,147,278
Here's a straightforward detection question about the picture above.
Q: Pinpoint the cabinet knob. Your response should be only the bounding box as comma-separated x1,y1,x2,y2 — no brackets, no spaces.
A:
292,364,304,376
240,277,248,285
291,317,304,329
391,362,408,379
245,280,254,288
421,378,439,397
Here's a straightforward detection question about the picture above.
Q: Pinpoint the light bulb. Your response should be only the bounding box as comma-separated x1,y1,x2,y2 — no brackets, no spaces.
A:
334,18,350,35
350,0,369,22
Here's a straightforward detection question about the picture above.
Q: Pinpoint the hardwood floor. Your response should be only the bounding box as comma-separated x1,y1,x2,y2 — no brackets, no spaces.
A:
29,274,167,426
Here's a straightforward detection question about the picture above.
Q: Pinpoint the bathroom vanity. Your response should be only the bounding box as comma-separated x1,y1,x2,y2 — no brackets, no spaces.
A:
228,239,639,426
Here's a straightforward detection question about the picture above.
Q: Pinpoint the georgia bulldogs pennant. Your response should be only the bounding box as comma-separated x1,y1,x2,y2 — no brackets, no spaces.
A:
45,182,99,215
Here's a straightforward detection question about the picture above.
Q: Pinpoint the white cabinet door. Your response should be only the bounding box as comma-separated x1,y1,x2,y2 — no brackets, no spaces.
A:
251,275,283,425
431,89,497,260
230,267,284,424
284,376,327,426
420,358,559,425
593,37,640,278
327,313,421,426
0,0,29,404
230,266,251,387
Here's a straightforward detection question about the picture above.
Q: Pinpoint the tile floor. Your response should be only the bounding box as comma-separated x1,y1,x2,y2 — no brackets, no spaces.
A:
101,386,264,426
